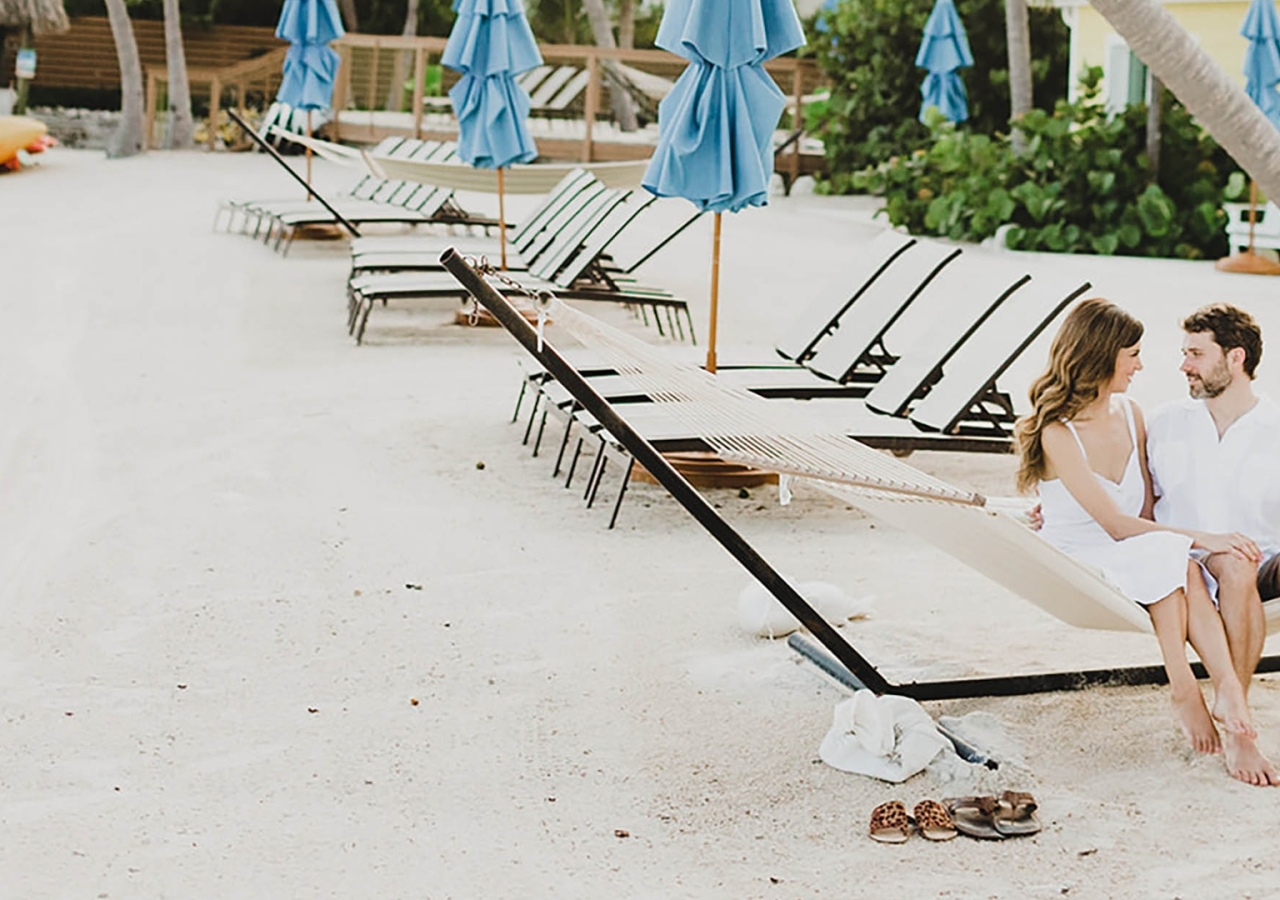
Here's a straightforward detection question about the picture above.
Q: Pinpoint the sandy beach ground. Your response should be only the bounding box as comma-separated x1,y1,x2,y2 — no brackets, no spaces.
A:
3,148,1280,898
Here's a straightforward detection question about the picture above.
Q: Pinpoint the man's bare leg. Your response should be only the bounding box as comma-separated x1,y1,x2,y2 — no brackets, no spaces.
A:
1147,588,1220,755
1205,553,1264,694
1184,562,1279,786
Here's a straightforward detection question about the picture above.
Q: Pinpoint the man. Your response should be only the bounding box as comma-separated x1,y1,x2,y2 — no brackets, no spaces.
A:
1146,303,1280,688
1145,303,1280,786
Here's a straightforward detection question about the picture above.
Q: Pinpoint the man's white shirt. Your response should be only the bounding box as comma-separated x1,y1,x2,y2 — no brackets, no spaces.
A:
1147,395,1280,558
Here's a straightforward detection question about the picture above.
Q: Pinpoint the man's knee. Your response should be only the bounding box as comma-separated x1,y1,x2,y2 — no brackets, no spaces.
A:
1206,553,1260,593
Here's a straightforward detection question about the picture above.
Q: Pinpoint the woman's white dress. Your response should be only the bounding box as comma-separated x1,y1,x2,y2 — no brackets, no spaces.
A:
1039,397,1192,606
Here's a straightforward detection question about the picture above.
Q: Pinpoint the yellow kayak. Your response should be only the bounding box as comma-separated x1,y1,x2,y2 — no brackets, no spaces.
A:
0,116,48,164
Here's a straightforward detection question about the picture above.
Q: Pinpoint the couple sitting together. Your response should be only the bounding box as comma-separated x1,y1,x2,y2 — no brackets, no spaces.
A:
1017,300,1278,787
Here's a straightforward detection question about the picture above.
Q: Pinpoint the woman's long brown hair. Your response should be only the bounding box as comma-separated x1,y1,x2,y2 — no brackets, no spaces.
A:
1014,297,1144,493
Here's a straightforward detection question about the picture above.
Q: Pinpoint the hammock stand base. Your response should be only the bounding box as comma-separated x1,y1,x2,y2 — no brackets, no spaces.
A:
438,249,1280,700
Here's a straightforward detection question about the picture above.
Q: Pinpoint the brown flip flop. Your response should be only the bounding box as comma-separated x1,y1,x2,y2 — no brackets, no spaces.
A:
943,795,1004,840
993,790,1041,837
869,800,911,843
913,799,958,841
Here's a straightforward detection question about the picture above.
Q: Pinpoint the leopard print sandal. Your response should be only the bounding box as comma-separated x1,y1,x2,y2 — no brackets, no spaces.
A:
912,799,958,841
868,800,911,843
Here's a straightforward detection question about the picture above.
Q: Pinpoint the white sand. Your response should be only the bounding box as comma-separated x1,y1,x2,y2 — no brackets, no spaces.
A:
3,148,1280,897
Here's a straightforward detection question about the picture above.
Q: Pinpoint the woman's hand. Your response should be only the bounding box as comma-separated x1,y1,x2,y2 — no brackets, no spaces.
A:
1195,532,1263,564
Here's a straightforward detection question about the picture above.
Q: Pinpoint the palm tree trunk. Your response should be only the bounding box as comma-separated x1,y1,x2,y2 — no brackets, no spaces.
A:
13,24,33,115
385,0,420,112
163,0,195,149
1004,0,1032,154
1146,74,1163,182
1091,0,1280,205
580,0,638,132
618,0,635,50
337,0,359,33
104,0,146,158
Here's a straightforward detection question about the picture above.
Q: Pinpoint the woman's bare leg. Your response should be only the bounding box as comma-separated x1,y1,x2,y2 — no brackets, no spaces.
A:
1147,588,1220,755
1183,562,1279,786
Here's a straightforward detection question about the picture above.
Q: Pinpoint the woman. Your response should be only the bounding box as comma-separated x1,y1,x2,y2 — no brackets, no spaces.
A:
1016,298,1272,786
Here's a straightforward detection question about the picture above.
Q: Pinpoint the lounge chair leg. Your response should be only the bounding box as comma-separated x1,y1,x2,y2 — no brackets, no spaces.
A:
355,298,374,345
584,442,605,502
565,437,584,488
671,306,686,342
586,453,607,509
685,307,697,345
512,380,529,423
521,392,542,445
639,304,650,327
607,458,634,529
552,414,575,476
531,407,550,457
652,306,667,338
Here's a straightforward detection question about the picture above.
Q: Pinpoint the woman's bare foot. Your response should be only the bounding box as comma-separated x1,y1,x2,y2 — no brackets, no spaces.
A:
1172,688,1221,754
1222,731,1280,786
1211,689,1258,740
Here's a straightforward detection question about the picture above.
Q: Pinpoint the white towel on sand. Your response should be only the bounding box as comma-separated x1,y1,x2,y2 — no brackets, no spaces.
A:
819,690,953,783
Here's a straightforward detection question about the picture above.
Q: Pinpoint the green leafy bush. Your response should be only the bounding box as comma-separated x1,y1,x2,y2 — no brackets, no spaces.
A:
808,0,1070,187
852,69,1234,259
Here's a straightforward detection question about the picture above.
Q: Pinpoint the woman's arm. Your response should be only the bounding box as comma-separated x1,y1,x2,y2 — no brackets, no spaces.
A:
1133,403,1157,520
1041,422,1261,560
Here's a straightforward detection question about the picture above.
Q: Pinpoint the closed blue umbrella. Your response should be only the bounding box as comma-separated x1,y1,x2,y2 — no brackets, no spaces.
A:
1243,0,1280,127
642,0,805,371
915,0,972,124
444,0,541,269
275,0,345,190
1219,0,1280,271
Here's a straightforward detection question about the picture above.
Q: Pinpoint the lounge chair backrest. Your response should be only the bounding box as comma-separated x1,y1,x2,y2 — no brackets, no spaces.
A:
908,276,1091,435
774,230,916,363
862,256,1030,418
517,65,553,92
804,240,961,383
362,139,445,205
529,188,632,282
520,182,613,264
544,69,591,111
509,169,599,248
543,191,652,286
594,198,703,275
527,66,579,107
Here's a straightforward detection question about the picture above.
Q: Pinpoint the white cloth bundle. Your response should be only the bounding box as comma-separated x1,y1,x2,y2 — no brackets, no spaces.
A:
819,690,953,783
736,578,873,639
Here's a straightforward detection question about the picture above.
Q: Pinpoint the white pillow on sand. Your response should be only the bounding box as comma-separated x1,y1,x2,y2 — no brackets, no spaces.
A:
737,577,873,638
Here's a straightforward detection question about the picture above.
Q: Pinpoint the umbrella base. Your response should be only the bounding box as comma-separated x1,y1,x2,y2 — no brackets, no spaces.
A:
1215,251,1280,275
455,302,545,328
633,451,778,490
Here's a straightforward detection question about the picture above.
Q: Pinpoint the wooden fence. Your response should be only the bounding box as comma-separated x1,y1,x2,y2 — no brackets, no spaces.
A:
14,17,283,93
329,34,825,183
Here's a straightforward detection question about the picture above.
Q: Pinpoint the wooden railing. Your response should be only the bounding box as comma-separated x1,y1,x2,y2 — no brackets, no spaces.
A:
144,46,288,149
329,34,824,182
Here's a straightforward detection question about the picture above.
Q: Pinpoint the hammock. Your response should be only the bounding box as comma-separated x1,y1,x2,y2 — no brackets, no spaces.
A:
438,251,1280,697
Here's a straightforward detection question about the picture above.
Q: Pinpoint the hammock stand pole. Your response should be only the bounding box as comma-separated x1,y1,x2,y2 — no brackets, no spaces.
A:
440,248,891,695
440,249,1280,700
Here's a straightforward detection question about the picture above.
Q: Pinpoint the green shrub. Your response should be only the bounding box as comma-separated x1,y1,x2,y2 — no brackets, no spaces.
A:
852,70,1234,259
808,0,1070,186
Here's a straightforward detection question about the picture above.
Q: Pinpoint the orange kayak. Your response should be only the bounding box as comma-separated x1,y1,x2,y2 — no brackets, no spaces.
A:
0,116,48,165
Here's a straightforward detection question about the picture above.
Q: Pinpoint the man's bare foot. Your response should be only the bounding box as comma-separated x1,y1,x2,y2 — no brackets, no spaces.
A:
1172,689,1221,754
1222,731,1280,786
1211,689,1258,739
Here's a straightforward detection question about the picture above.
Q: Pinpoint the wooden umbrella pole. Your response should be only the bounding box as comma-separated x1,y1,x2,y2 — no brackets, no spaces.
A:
305,109,314,202
1249,179,1259,254
498,166,508,271
706,212,722,374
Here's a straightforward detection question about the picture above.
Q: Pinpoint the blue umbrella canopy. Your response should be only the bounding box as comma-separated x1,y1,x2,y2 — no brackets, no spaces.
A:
642,0,806,214
443,0,541,170
1243,0,1280,128
276,0,345,111
915,0,973,124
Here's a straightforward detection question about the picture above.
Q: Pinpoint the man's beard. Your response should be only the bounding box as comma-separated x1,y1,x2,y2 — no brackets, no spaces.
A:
1188,358,1232,398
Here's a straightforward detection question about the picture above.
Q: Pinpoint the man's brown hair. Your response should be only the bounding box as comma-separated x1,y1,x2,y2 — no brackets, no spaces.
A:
1182,303,1263,379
